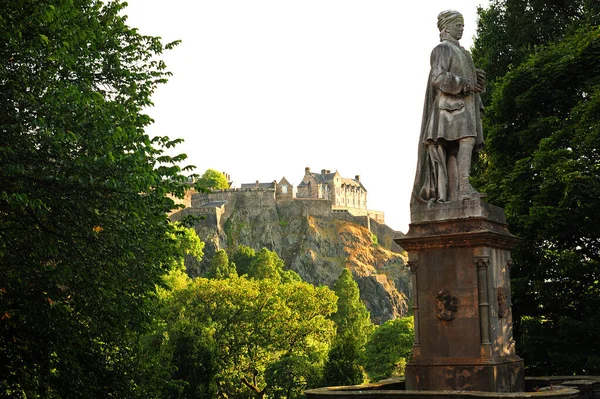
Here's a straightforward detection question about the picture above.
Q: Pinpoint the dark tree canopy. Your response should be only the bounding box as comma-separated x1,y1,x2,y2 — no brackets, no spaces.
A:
0,0,190,396
472,0,600,375
472,0,600,102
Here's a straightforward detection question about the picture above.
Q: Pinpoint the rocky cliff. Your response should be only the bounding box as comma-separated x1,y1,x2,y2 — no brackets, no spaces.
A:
171,190,411,324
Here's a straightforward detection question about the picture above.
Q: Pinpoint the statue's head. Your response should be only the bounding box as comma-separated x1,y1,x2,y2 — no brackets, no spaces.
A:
437,10,464,42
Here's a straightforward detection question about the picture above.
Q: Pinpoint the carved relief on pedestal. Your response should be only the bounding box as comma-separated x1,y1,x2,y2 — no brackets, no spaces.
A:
436,288,459,321
408,260,419,273
475,256,490,270
497,287,508,318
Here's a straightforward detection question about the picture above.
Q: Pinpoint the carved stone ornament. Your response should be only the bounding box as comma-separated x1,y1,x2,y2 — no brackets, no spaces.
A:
408,260,419,273
436,288,459,321
475,256,490,269
497,287,508,318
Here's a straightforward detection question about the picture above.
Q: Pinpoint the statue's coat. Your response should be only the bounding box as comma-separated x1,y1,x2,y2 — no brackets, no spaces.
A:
412,39,484,204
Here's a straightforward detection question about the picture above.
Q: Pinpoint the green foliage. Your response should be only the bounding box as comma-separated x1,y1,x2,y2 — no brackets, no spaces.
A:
0,0,189,396
472,0,600,102
224,218,236,248
207,249,237,279
168,224,205,272
231,245,256,276
195,169,230,192
322,269,373,386
330,269,373,338
247,248,301,284
248,248,285,282
264,355,324,399
136,318,217,398
322,339,365,387
472,2,600,375
363,317,414,382
231,246,302,284
154,275,337,398
370,233,379,247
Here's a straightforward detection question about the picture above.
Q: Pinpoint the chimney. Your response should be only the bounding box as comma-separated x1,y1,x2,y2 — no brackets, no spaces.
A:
305,167,310,174
321,169,327,175
355,175,360,182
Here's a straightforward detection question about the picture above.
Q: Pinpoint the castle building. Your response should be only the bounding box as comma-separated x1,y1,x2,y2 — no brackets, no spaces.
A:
296,167,367,210
178,167,384,227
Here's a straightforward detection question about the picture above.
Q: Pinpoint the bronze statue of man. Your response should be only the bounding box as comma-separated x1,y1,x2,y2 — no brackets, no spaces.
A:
412,10,486,205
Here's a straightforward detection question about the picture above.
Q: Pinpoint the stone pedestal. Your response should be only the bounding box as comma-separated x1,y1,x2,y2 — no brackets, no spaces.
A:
396,198,524,392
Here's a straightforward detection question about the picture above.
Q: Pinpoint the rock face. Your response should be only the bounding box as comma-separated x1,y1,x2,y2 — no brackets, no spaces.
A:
171,190,411,324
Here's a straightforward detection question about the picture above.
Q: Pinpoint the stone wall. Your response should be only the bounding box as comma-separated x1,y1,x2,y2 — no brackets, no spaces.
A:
186,189,401,250
169,204,220,226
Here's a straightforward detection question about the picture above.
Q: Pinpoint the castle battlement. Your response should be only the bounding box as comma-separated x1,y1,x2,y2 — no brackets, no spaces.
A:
184,167,384,224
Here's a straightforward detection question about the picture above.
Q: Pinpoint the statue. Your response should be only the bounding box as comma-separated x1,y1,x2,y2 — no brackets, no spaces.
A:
412,10,486,205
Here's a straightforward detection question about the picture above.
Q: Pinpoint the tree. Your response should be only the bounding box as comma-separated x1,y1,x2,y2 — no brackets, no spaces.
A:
0,0,189,396
247,247,301,284
196,169,230,192
264,355,324,399
231,245,256,276
471,2,600,375
363,317,414,382
322,269,373,386
160,276,337,398
207,249,237,279
472,0,600,102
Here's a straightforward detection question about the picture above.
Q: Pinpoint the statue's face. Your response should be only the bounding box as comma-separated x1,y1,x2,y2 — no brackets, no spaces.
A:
446,17,464,40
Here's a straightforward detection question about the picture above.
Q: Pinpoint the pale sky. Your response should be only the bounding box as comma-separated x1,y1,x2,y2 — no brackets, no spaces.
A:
123,0,490,233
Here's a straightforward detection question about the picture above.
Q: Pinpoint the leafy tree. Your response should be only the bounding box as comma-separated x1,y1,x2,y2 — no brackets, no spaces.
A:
264,355,324,399
232,245,256,276
160,275,337,398
169,224,205,272
207,249,237,279
247,247,301,284
196,168,230,192
322,339,364,387
363,317,414,382
0,0,189,396
471,2,600,375
136,279,219,398
136,282,218,398
472,0,600,102
322,269,373,386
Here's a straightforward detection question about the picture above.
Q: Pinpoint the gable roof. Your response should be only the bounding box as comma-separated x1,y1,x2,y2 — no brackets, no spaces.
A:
298,170,366,191
340,177,366,191
278,177,292,186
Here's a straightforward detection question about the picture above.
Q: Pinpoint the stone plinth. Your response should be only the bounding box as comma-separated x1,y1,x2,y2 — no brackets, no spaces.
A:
396,198,524,392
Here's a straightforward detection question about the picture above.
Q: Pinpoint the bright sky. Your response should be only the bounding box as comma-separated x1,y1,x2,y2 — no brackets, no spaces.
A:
123,0,490,233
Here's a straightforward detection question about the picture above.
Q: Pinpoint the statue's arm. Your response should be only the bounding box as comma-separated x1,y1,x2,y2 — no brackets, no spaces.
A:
429,45,474,95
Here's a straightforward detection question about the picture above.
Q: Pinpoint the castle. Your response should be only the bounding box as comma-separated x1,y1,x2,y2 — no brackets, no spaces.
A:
172,167,385,227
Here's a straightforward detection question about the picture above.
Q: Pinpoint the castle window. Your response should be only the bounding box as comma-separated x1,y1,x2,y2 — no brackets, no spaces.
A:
281,185,288,194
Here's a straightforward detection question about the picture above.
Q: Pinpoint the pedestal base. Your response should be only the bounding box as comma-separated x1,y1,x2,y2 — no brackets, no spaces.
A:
397,199,524,393
405,357,525,392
